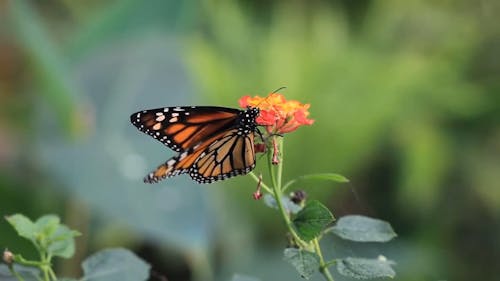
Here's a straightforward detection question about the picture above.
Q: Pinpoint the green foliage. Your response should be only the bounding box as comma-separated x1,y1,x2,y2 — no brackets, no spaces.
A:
283,173,349,192
263,193,302,214
327,215,397,242
336,257,396,279
3,214,150,281
283,248,320,280
259,138,396,280
292,200,335,242
6,214,80,259
81,248,150,281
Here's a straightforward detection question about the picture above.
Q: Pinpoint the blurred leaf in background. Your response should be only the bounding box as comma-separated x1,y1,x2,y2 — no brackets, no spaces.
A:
0,0,499,281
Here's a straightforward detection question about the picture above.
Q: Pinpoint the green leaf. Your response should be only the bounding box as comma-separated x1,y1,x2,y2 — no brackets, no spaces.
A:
47,225,80,258
336,256,396,279
5,214,37,242
231,274,261,281
35,215,60,238
283,248,319,279
283,173,349,192
327,215,397,242
292,200,335,241
0,264,40,281
299,173,349,183
82,248,150,281
263,194,302,214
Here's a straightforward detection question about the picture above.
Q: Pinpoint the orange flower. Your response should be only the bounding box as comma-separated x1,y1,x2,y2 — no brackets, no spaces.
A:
239,93,314,134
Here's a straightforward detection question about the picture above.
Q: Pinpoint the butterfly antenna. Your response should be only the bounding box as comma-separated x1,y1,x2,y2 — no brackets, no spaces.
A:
272,86,287,93
253,86,287,110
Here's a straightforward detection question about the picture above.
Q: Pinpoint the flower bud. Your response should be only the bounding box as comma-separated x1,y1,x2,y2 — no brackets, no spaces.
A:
3,249,14,264
290,190,307,205
253,191,263,200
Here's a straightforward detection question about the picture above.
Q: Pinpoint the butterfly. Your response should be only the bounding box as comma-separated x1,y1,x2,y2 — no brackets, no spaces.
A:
130,106,260,184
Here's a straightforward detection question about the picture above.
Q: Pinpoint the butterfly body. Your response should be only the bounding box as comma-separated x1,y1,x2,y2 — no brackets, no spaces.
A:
130,106,260,183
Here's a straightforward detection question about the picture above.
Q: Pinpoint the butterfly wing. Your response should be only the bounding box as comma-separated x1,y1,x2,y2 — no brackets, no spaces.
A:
135,106,260,184
130,106,242,152
144,128,255,183
189,129,256,183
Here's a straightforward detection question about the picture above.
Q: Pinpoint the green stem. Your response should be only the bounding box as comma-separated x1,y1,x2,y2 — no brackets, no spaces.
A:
248,171,273,194
38,252,51,281
267,141,278,189
268,137,308,248
324,259,337,268
8,264,26,281
14,255,48,267
313,239,335,281
276,138,283,189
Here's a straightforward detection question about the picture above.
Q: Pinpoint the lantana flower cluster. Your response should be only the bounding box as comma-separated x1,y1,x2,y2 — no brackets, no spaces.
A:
239,92,314,200
239,93,314,134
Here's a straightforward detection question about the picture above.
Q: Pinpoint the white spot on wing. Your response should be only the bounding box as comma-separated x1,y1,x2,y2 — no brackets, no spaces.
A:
179,152,188,160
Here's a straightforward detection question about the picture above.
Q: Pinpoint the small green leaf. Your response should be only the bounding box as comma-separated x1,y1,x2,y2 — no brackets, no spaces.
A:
300,173,349,183
82,248,150,281
35,215,60,237
283,173,349,191
47,225,80,258
292,200,335,241
327,215,397,242
283,248,319,279
5,214,36,242
263,194,302,214
336,256,396,279
231,274,261,281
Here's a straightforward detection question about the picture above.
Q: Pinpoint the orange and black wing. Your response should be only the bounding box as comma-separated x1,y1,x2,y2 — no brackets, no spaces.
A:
130,106,242,152
143,128,255,183
189,128,256,183
133,106,260,184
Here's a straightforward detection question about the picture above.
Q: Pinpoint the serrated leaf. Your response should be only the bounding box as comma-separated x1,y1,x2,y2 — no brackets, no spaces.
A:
292,200,334,241
327,215,396,242
35,215,60,237
263,194,302,214
283,248,319,279
231,273,261,281
82,248,150,281
300,173,349,183
5,214,36,242
0,264,40,281
336,257,396,279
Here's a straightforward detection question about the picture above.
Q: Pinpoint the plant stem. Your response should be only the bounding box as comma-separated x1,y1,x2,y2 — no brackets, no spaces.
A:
276,138,283,189
268,137,308,248
248,171,273,194
313,238,335,281
39,252,50,281
8,264,26,281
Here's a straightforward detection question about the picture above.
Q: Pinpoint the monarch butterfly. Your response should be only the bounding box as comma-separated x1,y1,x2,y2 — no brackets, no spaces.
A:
130,106,260,184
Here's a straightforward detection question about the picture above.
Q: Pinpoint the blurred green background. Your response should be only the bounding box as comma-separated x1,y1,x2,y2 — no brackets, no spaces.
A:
0,0,499,280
